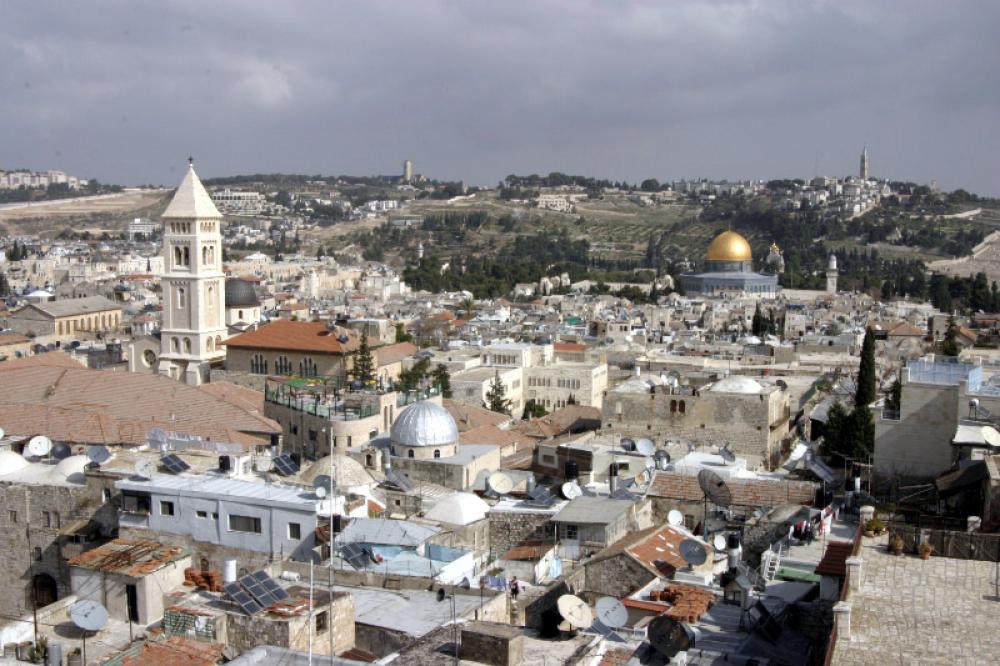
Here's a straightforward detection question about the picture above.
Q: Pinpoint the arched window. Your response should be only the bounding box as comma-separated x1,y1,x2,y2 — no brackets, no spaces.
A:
183,247,190,266
177,287,186,308
250,354,268,374
171,337,180,353
433,449,441,459
207,338,214,352
174,246,182,267
215,335,223,350
238,310,244,320
299,357,316,377
679,400,686,414
407,449,414,458
670,399,677,414
202,246,209,265
183,338,192,354
276,355,291,374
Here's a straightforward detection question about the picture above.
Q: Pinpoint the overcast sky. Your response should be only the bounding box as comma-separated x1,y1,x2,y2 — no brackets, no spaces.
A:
3,1,999,194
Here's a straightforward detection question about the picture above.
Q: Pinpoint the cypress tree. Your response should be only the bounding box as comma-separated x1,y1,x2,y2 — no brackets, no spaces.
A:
485,372,511,415
352,332,375,383
855,328,876,407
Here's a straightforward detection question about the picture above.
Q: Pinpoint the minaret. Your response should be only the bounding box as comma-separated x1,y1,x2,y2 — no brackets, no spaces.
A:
826,253,838,295
859,145,869,180
157,159,227,386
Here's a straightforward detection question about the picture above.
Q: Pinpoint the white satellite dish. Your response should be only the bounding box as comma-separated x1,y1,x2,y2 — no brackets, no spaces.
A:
27,435,52,458
556,594,593,628
561,481,583,500
635,438,655,456
982,426,1000,448
86,445,112,465
70,599,108,632
713,534,727,551
595,597,628,629
0,427,5,440
667,509,684,527
133,459,156,480
315,486,327,499
487,471,513,495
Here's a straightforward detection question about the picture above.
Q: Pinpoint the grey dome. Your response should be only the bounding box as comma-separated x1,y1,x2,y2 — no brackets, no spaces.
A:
390,400,459,447
225,278,260,307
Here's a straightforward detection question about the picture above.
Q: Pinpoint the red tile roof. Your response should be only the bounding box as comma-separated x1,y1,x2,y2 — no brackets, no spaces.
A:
376,342,417,366
122,636,224,666
622,598,670,613
224,319,359,354
554,342,586,352
648,471,818,507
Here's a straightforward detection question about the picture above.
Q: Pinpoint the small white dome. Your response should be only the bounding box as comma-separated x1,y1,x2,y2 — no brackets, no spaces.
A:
710,376,763,394
424,492,489,526
49,455,89,484
390,401,458,447
301,455,373,488
0,450,29,476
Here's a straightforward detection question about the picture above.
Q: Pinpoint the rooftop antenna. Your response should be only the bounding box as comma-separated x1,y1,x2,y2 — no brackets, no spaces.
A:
697,468,732,539
718,442,736,464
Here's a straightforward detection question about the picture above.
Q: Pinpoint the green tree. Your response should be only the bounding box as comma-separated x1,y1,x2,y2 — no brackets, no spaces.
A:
751,303,765,336
432,363,452,398
824,402,848,458
847,405,875,459
941,316,960,356
855,328,877,407
485,372,512,415
522,399,547,419
352,332,375,383
394,323,413,343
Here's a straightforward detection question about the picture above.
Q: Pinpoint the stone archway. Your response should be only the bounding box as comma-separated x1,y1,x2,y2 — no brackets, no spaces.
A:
32,573,57,608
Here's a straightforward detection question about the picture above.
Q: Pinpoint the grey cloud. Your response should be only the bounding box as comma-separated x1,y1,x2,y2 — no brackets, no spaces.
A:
1,0,998,193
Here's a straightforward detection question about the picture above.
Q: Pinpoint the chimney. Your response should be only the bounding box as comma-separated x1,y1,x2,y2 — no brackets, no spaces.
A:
726,533,741,571
846,556,863,591
832,601,852,640
608,461,618,495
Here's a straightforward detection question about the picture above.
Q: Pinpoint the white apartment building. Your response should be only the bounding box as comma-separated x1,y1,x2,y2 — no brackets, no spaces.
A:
211,188,266,215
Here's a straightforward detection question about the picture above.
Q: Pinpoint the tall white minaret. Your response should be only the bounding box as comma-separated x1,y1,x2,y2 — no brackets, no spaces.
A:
859,145,869,180
826,253,839,295
157,159,227,386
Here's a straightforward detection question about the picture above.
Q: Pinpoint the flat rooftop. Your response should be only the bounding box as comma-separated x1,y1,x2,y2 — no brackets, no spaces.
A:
831,534,1000,666
116,473,321,511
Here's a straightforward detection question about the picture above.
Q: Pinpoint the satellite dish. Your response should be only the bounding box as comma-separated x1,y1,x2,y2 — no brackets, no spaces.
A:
983,427,1000,448
667,510,684,527
487,471,513,495
313,474,333,491
644,456,656,471
620,437,636,452
718,443,736,464
70,600,108,632
87,445,112,465
679,539,707,567
315,486,327,499
133,460,156,480
595,597,628,629
635,438,655,456
51,442,72,460
0,427,5,440
556,594,593,628
713,534,727,551
27,435,52,458
697,468,732,507
561,481,583,500
648,614,696,659
654,450,671,471
147,427,168,449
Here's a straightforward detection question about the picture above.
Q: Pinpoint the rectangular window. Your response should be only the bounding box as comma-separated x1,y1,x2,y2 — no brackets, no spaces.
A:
228,515,262,534
160,501,175,516
122,492,151,514
8,510,16,523
565,525,578,540
102,488,113,503
288,523,302,540
33,546,42,561
315,610,328,633
43,511,51,527
196,510,208,519
308,429,317,442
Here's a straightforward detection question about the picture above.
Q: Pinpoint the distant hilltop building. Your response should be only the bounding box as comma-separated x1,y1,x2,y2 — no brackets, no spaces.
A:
210,188,266,215
0,169,87,190
679,230,779,297
860,145,869,180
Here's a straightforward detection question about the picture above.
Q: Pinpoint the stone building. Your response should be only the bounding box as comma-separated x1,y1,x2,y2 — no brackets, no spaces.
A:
224,319,361,382
6,295,122,340
602,374,792,469
679,230,779,296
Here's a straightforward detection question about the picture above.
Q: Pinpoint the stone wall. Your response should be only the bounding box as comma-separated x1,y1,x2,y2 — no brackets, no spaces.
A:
583,554,655,598
488,511,553,559
461,622,523,666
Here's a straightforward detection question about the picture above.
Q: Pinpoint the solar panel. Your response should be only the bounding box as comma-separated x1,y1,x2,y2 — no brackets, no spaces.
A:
526,485,557,507
223,582,243,599
261,577,289,603
240,573,277,608
160,454,190,474
272,454,300,476
342,543,370,569
385,468,413,491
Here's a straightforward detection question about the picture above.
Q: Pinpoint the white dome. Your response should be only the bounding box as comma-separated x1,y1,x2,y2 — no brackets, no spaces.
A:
390,401,458,447
49,455,89,484
424,492,489,526
710,376,763,395
301,455,373,488
0,450,29,476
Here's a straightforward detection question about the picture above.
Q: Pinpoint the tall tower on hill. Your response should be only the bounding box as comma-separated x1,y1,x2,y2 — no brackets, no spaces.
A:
157,160,227,386
860,145,869,180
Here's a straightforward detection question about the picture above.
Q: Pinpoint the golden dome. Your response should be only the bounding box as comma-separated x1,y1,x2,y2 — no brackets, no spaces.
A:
706,231,752,262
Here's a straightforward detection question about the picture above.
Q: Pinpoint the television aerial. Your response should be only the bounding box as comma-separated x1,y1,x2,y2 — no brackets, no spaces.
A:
595,597,628,629
718,442,736,464
26,435,52,458
635,437,655,456
697,468,732,537
713,534,728,551
667,509,684,527
133,459,157,480
147,427,168,450
648,614,697,660
556,594,593,629
560,481,583,500
487,471,513,496
679,538,707,568
86,445,112,465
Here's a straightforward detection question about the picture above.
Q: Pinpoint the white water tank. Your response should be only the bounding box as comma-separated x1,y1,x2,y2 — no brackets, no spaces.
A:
223,559,238,584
